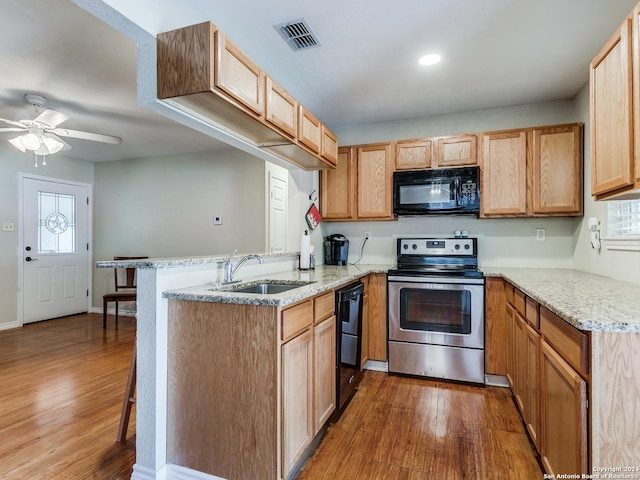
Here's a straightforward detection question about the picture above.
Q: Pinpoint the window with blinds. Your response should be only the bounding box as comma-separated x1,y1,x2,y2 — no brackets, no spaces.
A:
607,199,640,236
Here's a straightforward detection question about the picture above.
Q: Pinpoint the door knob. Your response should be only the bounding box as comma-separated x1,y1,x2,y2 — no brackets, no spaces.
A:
25,256,38,262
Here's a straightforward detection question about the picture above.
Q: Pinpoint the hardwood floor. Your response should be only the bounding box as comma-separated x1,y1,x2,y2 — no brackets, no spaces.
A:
0,313,136,480
0,314,542,480
298,372,543,480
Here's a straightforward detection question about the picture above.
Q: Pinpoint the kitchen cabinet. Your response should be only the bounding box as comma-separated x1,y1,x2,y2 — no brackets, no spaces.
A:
395,138,433,170
282,328,313,476
484,277,508,375
436,134,477,166
480,124,583,217
360,275,370,367
166,289,340,480
367,273,388,361
480,130,528,216
265,77,297,140
312,292,336,434
531,125,583,215
590,14,637,199
357,143,395,219
320,147,357,220
321,126,338,167
540,340,587,476
322,144,395,221
157,21,337,171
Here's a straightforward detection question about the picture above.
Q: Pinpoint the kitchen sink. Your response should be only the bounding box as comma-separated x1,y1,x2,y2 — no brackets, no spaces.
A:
212,280,315,295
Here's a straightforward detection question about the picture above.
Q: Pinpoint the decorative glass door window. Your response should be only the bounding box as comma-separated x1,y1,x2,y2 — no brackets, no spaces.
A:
37,191,76,254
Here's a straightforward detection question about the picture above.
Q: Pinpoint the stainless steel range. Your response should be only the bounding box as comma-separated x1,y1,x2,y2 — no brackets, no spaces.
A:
387,237,485,384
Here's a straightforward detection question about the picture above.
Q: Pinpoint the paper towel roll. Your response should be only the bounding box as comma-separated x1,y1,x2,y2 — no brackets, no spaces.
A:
300,234,311,269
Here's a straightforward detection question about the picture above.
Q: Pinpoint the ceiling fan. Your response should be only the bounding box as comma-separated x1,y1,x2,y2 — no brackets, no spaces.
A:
0,94,122,164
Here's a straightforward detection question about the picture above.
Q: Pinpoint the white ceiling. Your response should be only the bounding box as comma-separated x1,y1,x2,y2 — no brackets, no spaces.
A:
0,0,637,163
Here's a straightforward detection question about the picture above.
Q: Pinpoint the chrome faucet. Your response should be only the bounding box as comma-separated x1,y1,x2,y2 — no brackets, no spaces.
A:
223,250,263,283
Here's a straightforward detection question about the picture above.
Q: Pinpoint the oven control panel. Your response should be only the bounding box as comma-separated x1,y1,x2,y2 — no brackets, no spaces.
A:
398,238,475,256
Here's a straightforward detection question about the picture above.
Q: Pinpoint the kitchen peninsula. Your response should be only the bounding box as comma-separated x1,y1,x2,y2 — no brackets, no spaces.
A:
97,256,640,480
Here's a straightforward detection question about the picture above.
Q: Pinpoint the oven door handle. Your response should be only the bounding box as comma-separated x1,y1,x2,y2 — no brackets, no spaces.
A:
387,275,484,285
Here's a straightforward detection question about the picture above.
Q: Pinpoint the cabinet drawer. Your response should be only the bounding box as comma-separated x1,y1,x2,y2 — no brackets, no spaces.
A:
282,301,313,341
314,291,335,324
505,282,515,305
514,289,526,316
540,307,589,377
525,297,540,329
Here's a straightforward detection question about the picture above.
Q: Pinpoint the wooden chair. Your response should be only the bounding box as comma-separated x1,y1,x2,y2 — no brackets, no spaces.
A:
116,341,137,442
102,256,148,329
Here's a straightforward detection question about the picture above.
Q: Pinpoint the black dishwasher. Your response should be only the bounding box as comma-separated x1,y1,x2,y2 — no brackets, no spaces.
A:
335,282,364,414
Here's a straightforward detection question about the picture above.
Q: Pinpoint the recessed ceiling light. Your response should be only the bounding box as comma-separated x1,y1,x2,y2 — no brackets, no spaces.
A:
419,54,441,66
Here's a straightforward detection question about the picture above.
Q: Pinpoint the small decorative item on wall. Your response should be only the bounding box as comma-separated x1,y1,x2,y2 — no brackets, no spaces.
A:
305,189,321,230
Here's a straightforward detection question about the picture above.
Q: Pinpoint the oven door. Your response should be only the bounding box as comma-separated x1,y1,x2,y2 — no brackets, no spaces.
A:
388,276,484,349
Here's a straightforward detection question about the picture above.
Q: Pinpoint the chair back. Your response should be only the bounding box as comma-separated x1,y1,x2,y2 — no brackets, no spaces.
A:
113,256,148,291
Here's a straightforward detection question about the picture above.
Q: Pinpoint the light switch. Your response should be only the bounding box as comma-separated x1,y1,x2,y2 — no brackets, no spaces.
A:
214,216,223,225
2,222,15,232
536,228,546,241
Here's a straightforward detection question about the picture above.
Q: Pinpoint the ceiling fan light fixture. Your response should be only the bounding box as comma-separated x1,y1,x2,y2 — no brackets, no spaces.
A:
42,134,64,154
21,132,41,150
8,136,26,152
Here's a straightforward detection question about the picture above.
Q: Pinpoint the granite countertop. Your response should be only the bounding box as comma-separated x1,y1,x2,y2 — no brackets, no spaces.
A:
162,264,392,307
483,268,640,334
96,251,297,269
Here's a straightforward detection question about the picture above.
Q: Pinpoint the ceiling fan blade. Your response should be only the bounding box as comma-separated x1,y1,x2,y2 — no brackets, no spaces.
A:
34,109,69,128
0,127,25,133
51,128,122,144
0,117,27,128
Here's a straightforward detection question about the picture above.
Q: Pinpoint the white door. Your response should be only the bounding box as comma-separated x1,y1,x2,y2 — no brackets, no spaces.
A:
21,176,90,324
268,171,288,253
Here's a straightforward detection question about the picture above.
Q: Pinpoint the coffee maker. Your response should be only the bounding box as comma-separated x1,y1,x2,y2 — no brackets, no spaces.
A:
324,234,349,265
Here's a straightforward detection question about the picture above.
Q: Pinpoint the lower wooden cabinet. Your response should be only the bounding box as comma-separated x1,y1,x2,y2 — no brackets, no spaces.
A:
313,315,336,434
540,340,588,476
282,328,314,477
367,273,388,361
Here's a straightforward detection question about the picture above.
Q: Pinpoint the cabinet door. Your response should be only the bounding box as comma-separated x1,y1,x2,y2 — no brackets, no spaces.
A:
437,134,477,167
265,76,297,139
540,340,588,476
367,273,388,361
480,131,527,216
360,277,369,367
485,277,508,375
313,316,336,434
298,105,322,153
215,31,265,116
282,329,313,477
531,125,583,215
505,303,516,390
320,147,356,220
524,322,540,452
513,312,527,415
590,18,634,197
395,139,432,170
357,143,394,219
321,126,338,167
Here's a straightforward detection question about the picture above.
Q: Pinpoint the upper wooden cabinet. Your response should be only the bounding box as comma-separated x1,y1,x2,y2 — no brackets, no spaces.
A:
481,130,528,216
320,147,357,220
394,134,476,170
321,144,395,221
321,126,338,167
157,22,336,171
531,125,583,215
437,134,477,167
480,124,583,218
590,15,637,199
265,77,297,140
357,143,395,219
395,138,433,170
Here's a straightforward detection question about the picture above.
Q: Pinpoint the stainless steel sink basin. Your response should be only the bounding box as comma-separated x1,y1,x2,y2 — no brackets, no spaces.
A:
212,280,315,295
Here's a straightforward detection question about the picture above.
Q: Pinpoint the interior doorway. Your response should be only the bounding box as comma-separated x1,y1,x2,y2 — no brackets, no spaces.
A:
19,174,91,324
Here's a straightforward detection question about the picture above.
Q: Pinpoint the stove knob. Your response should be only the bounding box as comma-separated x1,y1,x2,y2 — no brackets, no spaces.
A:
464,243,471,250
403,243,408,250
454,244,460,250
412,243,418,250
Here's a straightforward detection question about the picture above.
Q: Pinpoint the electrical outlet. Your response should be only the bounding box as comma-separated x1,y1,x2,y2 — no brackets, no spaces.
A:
364,232,371,240
2,222,15,232
536,228,546,241
213,216,223,225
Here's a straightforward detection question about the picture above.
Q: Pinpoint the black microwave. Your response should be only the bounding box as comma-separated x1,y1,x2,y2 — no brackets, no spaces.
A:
393,166,480,216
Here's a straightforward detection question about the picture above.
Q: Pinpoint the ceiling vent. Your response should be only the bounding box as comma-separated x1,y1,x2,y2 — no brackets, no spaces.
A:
274,18,321,51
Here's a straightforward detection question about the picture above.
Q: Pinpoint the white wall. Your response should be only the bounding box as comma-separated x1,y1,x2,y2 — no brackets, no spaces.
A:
0,145,94,329
327,100,583,267
572,84,640,284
